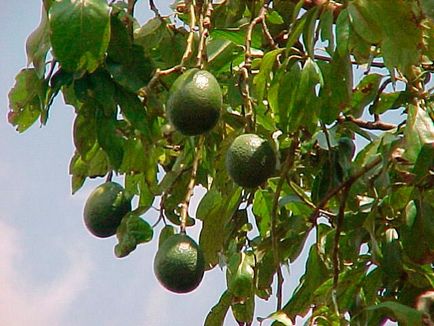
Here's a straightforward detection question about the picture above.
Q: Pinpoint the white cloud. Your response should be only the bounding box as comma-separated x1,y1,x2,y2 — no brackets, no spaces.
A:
0,220,92,326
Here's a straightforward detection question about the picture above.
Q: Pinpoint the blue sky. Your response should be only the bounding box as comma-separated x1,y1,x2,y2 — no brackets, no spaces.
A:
0,2,311,325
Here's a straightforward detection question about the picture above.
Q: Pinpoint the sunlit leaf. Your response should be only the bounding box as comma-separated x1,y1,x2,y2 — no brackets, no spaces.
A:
204,291,233,326
115,213,153,258
49,0,110,72
365,301,423,325
403,104,434,162
26,6,50,77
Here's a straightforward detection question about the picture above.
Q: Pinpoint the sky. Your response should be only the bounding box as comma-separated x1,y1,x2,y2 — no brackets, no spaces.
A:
0,2,310,326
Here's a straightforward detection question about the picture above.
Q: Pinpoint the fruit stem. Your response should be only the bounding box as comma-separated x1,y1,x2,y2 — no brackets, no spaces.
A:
180,135,205,233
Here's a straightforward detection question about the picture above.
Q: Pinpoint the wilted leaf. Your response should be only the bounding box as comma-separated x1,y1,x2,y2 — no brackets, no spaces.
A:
8,69,47,132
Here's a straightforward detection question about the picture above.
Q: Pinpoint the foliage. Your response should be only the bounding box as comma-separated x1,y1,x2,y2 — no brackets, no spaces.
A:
8,0,434,324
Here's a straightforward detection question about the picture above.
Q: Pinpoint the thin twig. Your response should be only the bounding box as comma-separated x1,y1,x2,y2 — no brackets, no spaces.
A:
271,138,298,310
149,0,160,17
196,1,213,68
261,15,278,49
314,54,386,69
180,136,205,232
286,177,337,218
331,187,349,317
180,0,197,66
139,65,183,99
106,171,113,182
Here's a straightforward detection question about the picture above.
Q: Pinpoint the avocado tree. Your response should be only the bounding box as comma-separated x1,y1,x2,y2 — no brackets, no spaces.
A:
8,0,434,324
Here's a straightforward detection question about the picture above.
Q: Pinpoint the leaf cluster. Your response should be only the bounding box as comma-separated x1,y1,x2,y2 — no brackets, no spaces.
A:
8,0,434,324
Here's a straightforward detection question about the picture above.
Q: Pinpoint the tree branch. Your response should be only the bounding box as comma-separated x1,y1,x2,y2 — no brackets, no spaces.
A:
149,0,160,17
337,115,397,131
180,136,205,232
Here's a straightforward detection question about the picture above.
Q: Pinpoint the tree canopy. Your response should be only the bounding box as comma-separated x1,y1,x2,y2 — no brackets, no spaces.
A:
8,0,434,324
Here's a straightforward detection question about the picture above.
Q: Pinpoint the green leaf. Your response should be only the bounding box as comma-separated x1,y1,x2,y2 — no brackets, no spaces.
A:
232,294,255,323
347,1,382,44
282,244,330,319
204,291,233,326
211,28,262,49
73,103,97,158
157,225,176,248
319,51,352,124
89,70,116,115
319,8,334,54
115,88,152,140
199,188,241,269
26,6,50,78
402,199,434,264
365,301,423,325
269,61,301,132
49,0,110,72
226,252,255,298
253,48,284,101
115,213,153,258
302,7,320,57
421,0,434,20
349,0,422,72
289,58,322,132
8,69,47,132
106,44,153,93
311,154,342,205
280,215,312,262
350,74,382,118
258,311,293,326
196,189,223,221
285,13,306,53
252,189,273,237
69,149,109,193
403,104,434,162
336,9,350,57
107,14,131,62
120,138,147,173
267,11,284,25
413,142,434,185
95,108,124,170
369,91,409,115
256,250,275,298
